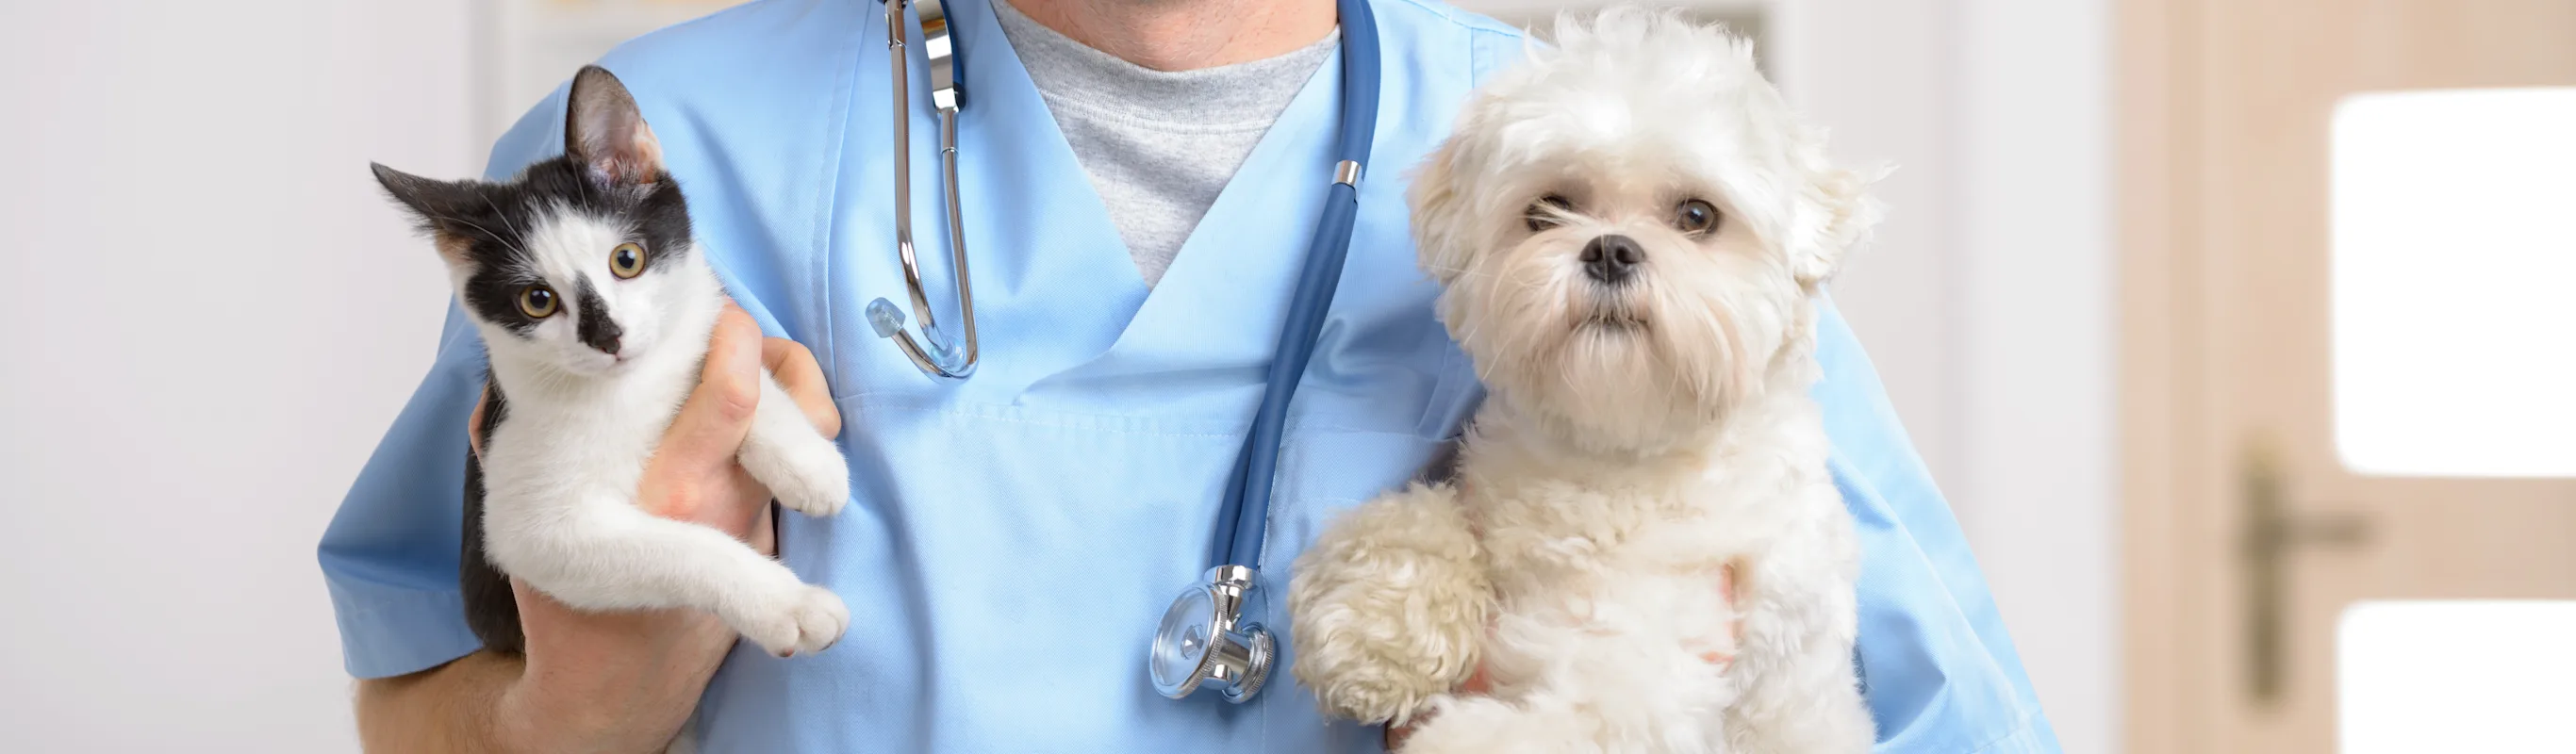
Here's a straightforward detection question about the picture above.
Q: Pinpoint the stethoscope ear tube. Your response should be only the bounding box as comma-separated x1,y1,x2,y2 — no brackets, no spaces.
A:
870,0,981,379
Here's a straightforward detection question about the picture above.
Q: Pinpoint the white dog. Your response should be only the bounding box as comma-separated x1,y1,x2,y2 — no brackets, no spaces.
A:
1286,10,1885,753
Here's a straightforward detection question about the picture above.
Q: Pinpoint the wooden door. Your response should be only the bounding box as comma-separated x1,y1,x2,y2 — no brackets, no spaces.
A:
2121,0,2576,752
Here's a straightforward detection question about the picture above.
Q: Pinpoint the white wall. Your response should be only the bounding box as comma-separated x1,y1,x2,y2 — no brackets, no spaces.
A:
1948,1,2118,750
0,3,473,751
1778,1,2119,751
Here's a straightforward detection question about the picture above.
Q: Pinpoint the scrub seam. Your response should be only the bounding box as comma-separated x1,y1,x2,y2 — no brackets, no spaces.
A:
839,397,1456,439
1962,709,2049,754
808,0,867,398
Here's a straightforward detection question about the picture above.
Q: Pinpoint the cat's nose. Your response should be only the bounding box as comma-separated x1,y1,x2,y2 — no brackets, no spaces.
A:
1581,234,1644,285
580,317,623,356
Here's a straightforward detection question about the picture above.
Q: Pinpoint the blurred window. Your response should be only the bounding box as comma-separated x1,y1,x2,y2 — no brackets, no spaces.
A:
2337,600,2576,752
2331,88,2576,478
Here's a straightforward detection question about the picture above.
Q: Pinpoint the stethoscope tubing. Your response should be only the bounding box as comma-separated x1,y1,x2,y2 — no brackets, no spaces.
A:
1213,0,1382,572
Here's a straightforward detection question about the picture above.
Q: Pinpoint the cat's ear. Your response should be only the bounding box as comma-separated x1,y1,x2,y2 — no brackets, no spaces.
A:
565,65,664,185
373,162,478,229
372,163,487,266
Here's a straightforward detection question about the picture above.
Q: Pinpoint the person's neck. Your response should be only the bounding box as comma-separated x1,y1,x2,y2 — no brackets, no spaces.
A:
1003,0,1336,72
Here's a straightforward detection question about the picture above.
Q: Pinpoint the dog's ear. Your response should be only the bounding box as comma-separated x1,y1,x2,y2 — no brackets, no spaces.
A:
1790,143,1891,291
1407,139,1477,285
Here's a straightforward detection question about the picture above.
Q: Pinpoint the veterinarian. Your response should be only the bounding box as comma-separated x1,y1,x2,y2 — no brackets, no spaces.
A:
321,0,2059,750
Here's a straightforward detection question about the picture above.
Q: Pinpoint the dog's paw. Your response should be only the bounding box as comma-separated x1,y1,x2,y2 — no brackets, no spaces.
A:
731,584,850,658
1288,484,1490,723
1301,649,1455,725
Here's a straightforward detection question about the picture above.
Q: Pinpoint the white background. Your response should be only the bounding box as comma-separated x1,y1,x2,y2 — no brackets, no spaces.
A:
0,0,2115,751
0,3,472,750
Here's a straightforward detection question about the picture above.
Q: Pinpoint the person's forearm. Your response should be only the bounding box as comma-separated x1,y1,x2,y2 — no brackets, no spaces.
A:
355,651,518,753
354,608,734,754
500,603,741,754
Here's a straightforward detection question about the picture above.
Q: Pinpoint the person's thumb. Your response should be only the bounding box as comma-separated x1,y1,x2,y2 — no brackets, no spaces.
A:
659,303,765,470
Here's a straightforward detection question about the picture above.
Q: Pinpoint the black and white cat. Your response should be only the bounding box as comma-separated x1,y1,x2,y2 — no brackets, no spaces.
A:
372,66,851,658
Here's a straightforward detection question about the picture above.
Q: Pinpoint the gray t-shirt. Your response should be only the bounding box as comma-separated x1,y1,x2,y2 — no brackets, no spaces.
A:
991,0,1339,287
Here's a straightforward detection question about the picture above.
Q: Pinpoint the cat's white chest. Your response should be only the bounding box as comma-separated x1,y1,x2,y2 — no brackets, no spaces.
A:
482,355,699,499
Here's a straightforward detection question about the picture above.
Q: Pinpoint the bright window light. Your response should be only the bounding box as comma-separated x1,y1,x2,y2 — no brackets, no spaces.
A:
2332,88,2576,478
2338,600,2576,753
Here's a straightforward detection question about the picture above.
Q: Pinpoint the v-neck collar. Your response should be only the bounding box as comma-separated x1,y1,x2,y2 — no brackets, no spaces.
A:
936,0,1350,397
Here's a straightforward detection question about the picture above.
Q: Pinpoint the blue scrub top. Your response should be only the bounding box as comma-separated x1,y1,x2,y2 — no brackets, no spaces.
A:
320,0,2060,750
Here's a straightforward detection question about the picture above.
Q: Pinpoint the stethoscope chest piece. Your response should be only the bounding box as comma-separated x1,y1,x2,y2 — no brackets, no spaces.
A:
1149,565,1273,702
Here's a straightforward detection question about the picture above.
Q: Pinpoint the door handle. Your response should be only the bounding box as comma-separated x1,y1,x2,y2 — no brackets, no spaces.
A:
2238,444,2370,705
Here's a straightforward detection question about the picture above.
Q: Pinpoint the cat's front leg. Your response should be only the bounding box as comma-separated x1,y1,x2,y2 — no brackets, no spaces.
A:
737,371,850,517
1288,483,1492,725
487,489,850,657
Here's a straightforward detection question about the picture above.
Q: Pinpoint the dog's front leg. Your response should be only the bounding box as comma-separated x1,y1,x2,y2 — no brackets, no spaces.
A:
1288,483,1491,724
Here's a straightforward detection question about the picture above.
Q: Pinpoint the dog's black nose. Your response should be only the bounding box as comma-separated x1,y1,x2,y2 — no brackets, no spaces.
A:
1580,234,1644,285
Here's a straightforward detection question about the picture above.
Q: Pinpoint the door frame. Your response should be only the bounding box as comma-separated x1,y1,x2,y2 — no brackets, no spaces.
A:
2116,0,2209,750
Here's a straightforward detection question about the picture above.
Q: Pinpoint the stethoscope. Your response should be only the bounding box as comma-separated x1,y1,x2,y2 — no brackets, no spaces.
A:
870,0,1382,704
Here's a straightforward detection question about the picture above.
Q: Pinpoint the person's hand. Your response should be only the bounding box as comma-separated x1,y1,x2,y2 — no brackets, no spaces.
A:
466,302,843,752
1381,565,1741,751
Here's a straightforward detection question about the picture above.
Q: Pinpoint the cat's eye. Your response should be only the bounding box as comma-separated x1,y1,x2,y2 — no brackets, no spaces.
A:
1526,194,1574,232
1674,199,1721,236
610,242,648,279
518,286,559,319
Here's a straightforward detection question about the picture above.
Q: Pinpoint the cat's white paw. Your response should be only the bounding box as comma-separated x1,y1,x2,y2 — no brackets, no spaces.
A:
733,583,850,658
744,434,850,517
770,451,850,517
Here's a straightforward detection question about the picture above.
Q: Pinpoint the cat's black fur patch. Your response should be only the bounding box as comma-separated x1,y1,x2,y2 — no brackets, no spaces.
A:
370,156,693,342
573,276,622,354
460,379,524,654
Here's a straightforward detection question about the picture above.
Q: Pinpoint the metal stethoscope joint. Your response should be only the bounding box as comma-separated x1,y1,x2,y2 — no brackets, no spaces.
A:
867,0,980,379
1150,565,1274,702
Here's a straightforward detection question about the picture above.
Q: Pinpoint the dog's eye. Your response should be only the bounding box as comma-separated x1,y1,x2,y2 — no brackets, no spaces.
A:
1525,194,1573,232
1674,199,1721,236
610,241,648,279
518,285,559,319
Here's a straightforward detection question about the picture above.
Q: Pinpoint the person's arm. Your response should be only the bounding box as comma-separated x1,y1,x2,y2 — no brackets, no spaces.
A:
353,305,843,753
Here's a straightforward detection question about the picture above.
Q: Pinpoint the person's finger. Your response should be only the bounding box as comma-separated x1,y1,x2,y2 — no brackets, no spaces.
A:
1722,563,1743,647
748,496,779,558
1387,622,1501,748
760,336,842,439
658,304,766,473
1458,664,1494,695
467,388,490,458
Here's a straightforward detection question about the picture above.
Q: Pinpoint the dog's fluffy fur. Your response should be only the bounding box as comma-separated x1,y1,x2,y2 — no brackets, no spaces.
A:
1288,10,1885,752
